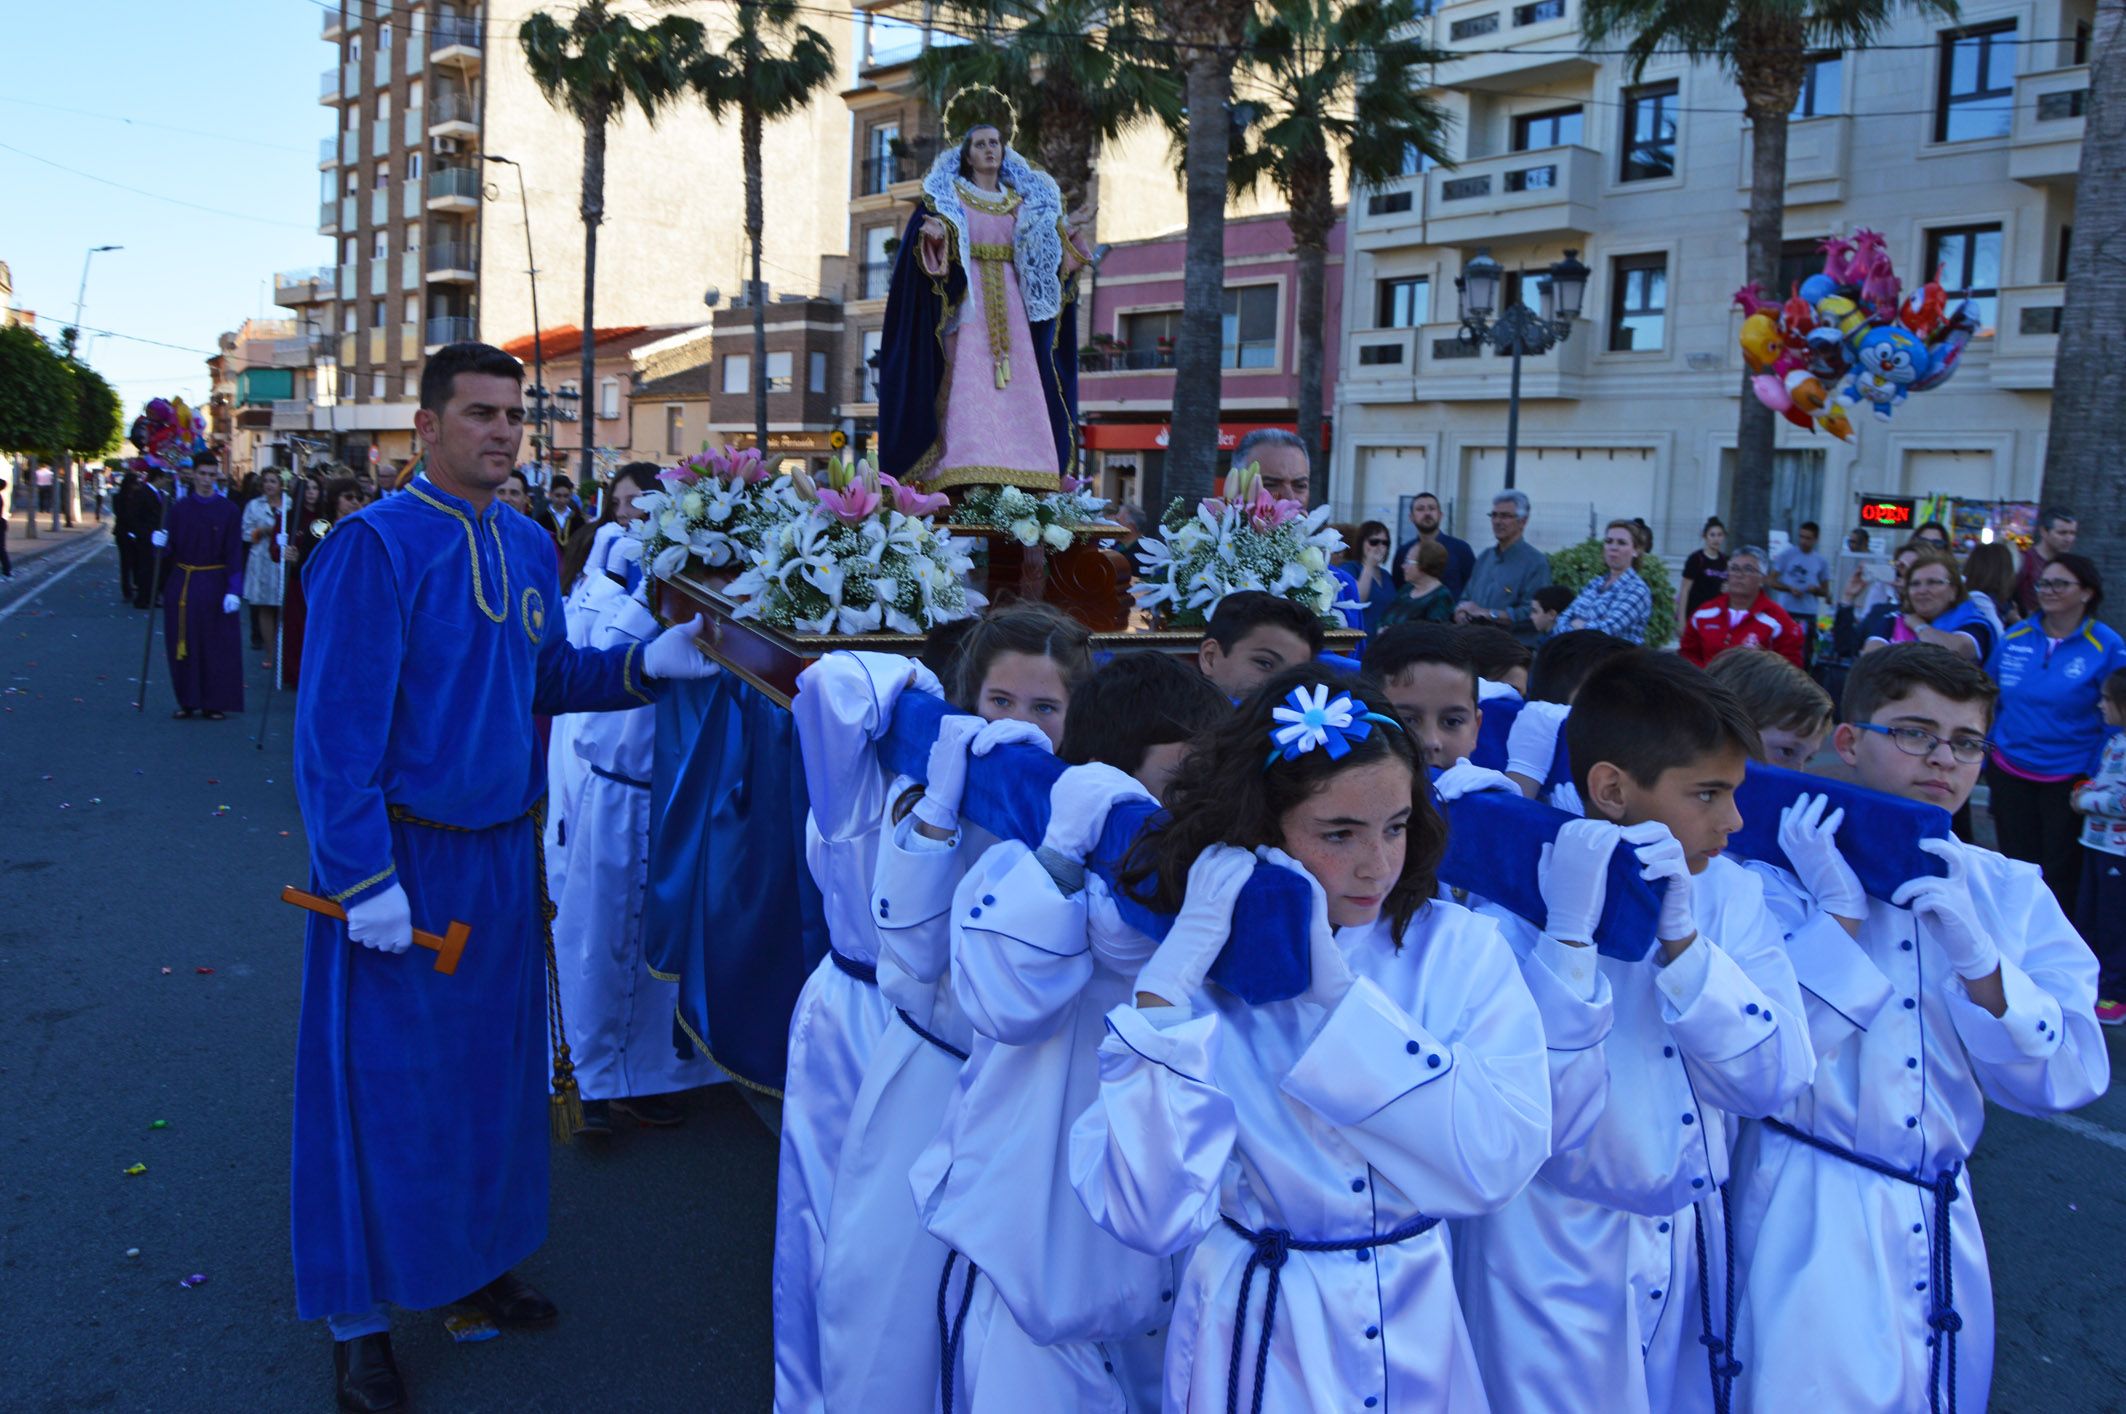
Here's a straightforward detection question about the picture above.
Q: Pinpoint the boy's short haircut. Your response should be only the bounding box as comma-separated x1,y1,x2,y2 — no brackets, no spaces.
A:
1364,622,1479,702
1204,590,1326,656
1526,629,1636,705
1842,642,1998,728
1566,650,1765,796
1460,622,1533,680
1059,651,1230,774
1533,584,1575,615
2105,667,2126,710
1706,646,1833,737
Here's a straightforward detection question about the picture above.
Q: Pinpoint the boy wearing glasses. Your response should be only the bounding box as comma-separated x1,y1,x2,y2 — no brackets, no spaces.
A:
1729,644,2109,1413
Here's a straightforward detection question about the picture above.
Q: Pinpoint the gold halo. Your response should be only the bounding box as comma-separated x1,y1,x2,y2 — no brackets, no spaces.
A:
943,84,1017,143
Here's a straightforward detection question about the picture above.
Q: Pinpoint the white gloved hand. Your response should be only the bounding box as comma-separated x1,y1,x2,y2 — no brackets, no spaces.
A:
1623,821,1697,944
1892,838,1999,980
150,529,168,548
1778,793,1866,922
1257,845,1355,1011
1041,762,1156,864
1434,757,1520,803
345,883,413,955
222,593,241,614
642,615,719,680
1134,843,1257,1007
1539,818,1624,943
1505,700,1572,784
912,714,987,832
276,531,289,550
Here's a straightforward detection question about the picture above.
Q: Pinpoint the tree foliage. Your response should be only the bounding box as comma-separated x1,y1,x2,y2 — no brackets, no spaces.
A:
67,364,123,458
0,324,75,455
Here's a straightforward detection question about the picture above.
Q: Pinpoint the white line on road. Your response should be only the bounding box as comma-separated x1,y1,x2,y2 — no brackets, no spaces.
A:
2032,1109,2126,1154
0,536,111,626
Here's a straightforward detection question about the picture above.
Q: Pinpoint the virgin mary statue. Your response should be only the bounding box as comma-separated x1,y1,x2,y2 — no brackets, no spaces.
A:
876,92,1091,491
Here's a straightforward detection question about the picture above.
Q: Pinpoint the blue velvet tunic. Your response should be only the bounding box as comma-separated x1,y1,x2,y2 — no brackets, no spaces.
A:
290,477,657,1319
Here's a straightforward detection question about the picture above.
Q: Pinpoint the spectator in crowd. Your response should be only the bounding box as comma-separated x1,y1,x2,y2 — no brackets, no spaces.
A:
1767,521,1830,645
1455,489,1552,645
0,477,10,581
114,469,158,603
34,463,54,513
235,472,263,513
496,469,537,518
2070,668,2126,1025
241,470,289,669
2015,506,2078,616
1911,519,1951,549
1961,539,2021,636
1343,519,1397,632
1986,552,2126,910
1233,427,1311,506
1392,491,1475,598
1705,645,1833,769
1462,620,1533,698
1839,541,1923,652
1677,515,1730,619
1555,518,1653,644
1528,584,1575,638
277,475,366,691
1861,545,1995,662
1679,544,1805,667
1846,527,1871,553
541,472,588,545
1380,538,1456,629
1628,517,1654,556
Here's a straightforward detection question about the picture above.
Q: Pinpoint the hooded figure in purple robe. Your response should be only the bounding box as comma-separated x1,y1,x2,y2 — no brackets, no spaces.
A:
157,459,245,718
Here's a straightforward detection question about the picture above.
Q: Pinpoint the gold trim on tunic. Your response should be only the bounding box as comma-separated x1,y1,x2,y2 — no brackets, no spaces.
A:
407,483,510,624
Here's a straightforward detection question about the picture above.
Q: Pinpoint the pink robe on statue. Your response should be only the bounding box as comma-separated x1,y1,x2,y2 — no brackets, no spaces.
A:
926,194,1060,486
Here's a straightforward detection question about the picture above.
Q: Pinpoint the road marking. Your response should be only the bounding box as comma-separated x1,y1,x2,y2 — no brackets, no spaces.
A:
0,537,110,625
2032,1109,2126,1154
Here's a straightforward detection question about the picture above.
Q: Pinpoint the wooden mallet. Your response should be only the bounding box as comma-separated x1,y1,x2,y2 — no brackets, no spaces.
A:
281,886,471,975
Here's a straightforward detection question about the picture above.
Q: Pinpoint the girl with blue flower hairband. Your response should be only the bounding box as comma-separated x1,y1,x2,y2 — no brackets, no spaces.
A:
1069,667,1554,1413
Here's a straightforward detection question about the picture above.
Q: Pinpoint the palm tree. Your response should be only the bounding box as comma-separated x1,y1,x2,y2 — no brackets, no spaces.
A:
689,0,839,455
1580,0,1957,548
520,2,706,483
2040,2,2124,627
913,0,1180,215
1229,0,1447,478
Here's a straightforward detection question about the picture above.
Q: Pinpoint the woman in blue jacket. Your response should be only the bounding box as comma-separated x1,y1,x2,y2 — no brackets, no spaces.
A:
1986,553,2126,909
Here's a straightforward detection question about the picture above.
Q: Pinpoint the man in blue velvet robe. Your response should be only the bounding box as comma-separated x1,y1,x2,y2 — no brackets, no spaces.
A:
156,453,245,719
291,342,716,1413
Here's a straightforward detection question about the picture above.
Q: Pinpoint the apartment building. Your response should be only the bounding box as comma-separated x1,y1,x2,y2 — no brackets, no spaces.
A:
1333,0,2093,555
703,298,846,470
212,318,314,476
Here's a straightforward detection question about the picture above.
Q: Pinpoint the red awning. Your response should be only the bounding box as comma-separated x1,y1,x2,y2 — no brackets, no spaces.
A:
1081,421,1324,452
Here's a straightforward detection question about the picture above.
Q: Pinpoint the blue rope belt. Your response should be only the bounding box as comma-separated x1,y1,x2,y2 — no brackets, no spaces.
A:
897,1006,969,1062
936,1249,979,1414
1691,1186,1741,1414
1219,1211,1439,1414
589,763,651,790
1765,1117,1964,1413
828,948,877,985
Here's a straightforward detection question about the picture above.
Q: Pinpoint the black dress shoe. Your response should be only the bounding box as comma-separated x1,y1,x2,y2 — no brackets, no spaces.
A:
334,1333,406,1413
461,1270,558,1329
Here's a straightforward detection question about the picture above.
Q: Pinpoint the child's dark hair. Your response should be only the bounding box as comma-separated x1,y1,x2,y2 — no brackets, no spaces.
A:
1566,650,1764,797
1526,629,1636,706
1460,622,1533,680
2106,667,2126,711
1059,652,1230,776
1204,590,1326,656
1122,665,1445,943
918,616,980,687
1841,642,1998,729
1533,584,1575,615
1365,623,1477,706
951,602,1093,708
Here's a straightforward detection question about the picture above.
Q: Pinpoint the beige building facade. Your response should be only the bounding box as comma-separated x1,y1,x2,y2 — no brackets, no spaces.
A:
1333,0,2093,556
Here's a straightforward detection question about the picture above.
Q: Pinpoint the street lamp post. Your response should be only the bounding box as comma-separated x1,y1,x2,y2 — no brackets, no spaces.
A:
1455,248,1590,491
56,243,122,529
482,154,546,474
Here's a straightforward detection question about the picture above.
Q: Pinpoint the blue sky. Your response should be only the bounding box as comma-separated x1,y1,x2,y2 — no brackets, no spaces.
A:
5,1,330,409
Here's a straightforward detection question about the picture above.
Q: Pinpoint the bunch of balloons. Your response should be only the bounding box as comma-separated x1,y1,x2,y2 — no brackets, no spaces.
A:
1735,230,1980,439
127,396,209,471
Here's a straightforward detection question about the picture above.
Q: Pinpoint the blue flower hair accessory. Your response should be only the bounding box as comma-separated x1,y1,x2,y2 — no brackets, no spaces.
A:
1265,683,1404,769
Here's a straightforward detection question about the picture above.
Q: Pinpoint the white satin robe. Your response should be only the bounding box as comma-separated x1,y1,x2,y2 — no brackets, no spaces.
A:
1069,897,1554,1414
1730,845,2109,1413
542,567,623,903
1449,857,1815,1414
913,842,1175,1413
550,592,717,1102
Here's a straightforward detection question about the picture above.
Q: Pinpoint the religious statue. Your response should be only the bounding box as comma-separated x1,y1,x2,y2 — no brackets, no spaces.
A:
876,88,1093,492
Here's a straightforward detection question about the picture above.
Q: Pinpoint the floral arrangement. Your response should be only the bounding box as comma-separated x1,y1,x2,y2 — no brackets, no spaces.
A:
628,445,800,580
949,478,1111,551
724,456,984,635
1130,461,1350,627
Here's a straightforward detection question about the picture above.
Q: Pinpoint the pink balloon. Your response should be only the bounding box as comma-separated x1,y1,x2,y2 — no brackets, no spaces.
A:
1751,373,1792,412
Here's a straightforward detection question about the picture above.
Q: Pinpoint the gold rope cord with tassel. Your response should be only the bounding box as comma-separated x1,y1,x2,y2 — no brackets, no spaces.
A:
172,564,218,660
971,241,1016,390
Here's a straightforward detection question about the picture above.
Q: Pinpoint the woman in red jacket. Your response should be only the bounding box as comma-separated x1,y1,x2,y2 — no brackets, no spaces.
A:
1679,545,1805,667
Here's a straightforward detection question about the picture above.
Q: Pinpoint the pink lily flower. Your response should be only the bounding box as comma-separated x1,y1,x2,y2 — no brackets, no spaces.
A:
658,464,701,487
882,474,950,518
729,447,768,485
816,482,883,524
1059,473,1086,494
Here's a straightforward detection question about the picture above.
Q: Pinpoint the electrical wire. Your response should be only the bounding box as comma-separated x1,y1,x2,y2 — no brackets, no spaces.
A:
0,95,315,157
0,141,320,229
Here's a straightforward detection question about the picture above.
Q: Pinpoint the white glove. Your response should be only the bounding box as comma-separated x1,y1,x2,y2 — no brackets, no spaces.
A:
1135,843,1257,1007
1778,793,1865,922
345,883,413,955
1539,818,1624,943
1892,838,2000,980
1041,762,1155,865
150,529,168,548
1435,757,1519,803
222,593,241,614
1257,845,1354,1011
276,531,289,549
912,716,1052,831
642,615,718,680
1623,821,1696,944
1505,700,1571,784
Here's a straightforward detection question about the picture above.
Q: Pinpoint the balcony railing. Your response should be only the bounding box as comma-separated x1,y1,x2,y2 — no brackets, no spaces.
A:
427,242,479,275
427,166,482,203
320,200,340,234
851,366,881,404
429,16,482,57
322,7,344,39
426,315,477,347
430,89,478,128
272,398,314,431
369,256,391,292
370,187,390,224
320,68,343,102
320,136,340,166
1079,347,1177,373
1424,144,1599,244
402,178,420,218
2009,65,2089,185
857,260,894,300
860,153,913,195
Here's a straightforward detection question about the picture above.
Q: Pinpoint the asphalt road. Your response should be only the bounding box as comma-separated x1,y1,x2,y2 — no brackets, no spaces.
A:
2,534,2122,1412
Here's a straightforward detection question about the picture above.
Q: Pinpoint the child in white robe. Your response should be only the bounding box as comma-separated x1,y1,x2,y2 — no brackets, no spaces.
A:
1070,667,1555,1413
1449,650,1815,1414
1730,644,2109,1412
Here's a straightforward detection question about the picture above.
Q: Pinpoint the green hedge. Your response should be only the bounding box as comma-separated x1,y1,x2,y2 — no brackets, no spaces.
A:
1548,538,1676,649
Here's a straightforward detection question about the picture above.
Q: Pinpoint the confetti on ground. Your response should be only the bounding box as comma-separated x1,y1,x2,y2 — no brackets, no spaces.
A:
195,967,215,976
212,805,231,816
279,831,290,838
160,967,172,976
443,1311,499,1344
180,1273,208,1289
150,1120,168,1130
207,778,218,785
123,1164,147,1177
125,1248,141,1259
